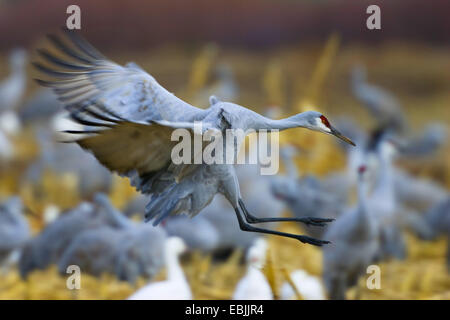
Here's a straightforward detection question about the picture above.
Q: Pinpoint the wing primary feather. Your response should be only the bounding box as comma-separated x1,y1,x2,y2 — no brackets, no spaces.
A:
62,28,106,60
91,101,126,121
32,62,85,78
82,104,122,123
34,78,90,88
57,88,97,103
70,112,114,128
63,130,100,134
33,78,52,87
37,49,91,71
46,34,92,64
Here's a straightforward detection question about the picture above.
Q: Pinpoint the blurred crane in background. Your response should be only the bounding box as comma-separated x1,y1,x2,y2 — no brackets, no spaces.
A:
0,197,30,273
0,49,27,113
425,197,450,271
351,64,406,133
19,194,129,278
323,165,379,300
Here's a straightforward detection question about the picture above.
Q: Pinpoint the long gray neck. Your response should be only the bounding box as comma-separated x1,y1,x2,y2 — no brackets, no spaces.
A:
280,150,299,178
353,174,375,237
253,113,311,131
95,194,132,229
107,206,132,229
357,175,369,214
373,148,395,206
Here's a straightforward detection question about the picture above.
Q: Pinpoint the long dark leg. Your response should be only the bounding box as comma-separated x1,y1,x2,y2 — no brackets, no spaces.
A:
238,199,334,227
234,207,330,246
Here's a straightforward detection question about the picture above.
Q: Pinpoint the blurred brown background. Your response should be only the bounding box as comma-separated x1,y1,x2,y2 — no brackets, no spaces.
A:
0,0,449,51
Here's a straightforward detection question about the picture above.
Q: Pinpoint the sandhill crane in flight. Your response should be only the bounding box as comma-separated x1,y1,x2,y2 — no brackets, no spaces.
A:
34,30,355,246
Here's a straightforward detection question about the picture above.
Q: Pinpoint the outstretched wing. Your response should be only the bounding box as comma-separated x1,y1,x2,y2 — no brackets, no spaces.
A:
34,29,204,123
33,30,209,193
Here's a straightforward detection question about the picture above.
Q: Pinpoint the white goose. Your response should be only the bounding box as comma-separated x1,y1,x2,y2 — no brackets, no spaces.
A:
280,269,325,300
127,237,192,300
232,238,273,300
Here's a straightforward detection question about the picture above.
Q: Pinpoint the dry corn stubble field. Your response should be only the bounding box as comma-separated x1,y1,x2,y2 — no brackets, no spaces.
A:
0,41,449,299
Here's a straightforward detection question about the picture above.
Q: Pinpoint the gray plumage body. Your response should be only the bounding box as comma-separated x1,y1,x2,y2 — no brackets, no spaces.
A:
114,224,167,282
271,176,343,239
425,197,450,270
270,147,343,238
164,215,220,252
58,223,167,283
323,167,379,300
0,197,30,269
351,65,405,133
18,88,62,125
19,194,128,278
201,163,284,250
0,49,27,112
400,123,447,158
368,139,408,261
123,194,148,217
394,169,448,211
332,118,445,237
351,65,446,158
426,197,450,237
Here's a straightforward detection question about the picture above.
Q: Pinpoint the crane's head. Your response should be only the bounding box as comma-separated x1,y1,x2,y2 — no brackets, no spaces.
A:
358,165,368,176
368,127,403,160
297,111,356,146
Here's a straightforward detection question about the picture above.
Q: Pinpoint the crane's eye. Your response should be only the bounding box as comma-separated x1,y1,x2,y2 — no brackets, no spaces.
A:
320,115,331,129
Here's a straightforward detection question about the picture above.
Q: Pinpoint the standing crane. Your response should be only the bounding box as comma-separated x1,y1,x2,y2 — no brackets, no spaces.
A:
0,49,27,112
425,197,450,271
34,30,355,246
18,193,129,278
270,146,344,238
0,49,27,160
322,165,379,300
0,197,30,272
351,64,406,133
351,64,447,158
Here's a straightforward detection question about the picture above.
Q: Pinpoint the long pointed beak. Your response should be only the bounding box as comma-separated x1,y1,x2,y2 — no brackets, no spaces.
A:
330,126,356,146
